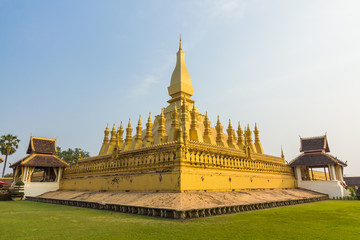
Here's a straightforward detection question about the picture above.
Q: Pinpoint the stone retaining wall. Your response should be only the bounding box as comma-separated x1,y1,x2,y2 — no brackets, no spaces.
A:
26,195,329,219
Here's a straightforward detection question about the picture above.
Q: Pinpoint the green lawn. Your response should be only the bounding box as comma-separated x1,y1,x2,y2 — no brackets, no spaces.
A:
1,200,359,240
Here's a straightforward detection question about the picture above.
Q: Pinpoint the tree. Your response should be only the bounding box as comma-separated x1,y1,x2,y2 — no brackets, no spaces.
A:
0,134,20,177
56,147,90,166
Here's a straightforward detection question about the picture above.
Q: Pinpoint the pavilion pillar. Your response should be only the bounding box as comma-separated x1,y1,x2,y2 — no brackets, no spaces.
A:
294,167,302,182
329,165,336,181
339,167,344,182
57,168,62,182
22,166,27,182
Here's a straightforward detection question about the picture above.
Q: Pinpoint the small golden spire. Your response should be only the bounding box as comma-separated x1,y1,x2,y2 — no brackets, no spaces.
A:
103,123,110,143
110,123,117,143
143,112,154,147
124,118,133,147
215,115,226,147
78,151,81,161
117,121,124,147
179,34,182,50
133,115,143,148
228,119,232,129
281,147,284,159
203,111,214,144
237,121,245,149
155,107,168,144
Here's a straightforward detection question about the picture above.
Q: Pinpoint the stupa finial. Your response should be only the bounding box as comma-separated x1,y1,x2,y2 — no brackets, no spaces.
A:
168,37,194,100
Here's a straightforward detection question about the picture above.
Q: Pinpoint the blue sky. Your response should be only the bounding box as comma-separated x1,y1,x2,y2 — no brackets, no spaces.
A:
1,0,359,176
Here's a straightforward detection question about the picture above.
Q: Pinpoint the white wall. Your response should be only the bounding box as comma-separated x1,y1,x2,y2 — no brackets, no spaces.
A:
24,182,59,197
298,180,350,198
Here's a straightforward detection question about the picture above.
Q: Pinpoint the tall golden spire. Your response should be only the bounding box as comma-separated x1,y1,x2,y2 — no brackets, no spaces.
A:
254,123,264,154
135,115,142,140
104,124,110,143
132,115,143,149
203,112,215,145
215,116,227,147
189,103,201,141
227,120,238,149
123,118,133,151
118,121,124,143
154,109,168,144
143,112,154,147
110,124,116,143
168,103,180,142
179,34,182,50
99,124,110,155
237,122,245,150
168,37,194,102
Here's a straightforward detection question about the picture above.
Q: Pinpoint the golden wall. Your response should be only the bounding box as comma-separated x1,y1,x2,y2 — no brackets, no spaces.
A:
61,141,296,192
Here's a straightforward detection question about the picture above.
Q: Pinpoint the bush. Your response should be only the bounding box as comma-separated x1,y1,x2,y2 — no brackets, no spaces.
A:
0,193,11,201
348,187,356,197
0,187,12,201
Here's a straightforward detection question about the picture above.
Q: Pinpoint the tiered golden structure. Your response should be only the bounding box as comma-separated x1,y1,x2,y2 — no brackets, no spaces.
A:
61,39,296,192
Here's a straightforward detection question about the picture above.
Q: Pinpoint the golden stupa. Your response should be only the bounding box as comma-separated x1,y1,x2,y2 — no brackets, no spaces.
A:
61,38,296,192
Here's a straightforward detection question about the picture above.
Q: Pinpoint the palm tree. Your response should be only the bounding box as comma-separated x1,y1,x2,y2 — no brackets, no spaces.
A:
0,134,20,177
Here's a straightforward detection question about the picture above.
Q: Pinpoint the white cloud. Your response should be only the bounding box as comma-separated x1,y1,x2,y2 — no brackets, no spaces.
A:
131,75,158,96
199,0,248,21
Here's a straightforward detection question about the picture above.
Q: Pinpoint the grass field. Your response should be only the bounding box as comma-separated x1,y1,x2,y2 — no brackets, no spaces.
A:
1,200,359,240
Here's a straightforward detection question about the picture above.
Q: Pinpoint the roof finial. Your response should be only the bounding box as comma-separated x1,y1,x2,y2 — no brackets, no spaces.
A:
179,34,182,50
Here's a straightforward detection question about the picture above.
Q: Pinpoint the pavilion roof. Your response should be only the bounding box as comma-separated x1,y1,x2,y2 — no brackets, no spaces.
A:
289,152,346,167
26,136,57,155
10,154,69,168
300,135,330,153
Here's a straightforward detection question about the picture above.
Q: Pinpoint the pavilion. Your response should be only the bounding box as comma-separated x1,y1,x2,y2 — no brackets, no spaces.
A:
289,135,348,198
10,136,69,197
